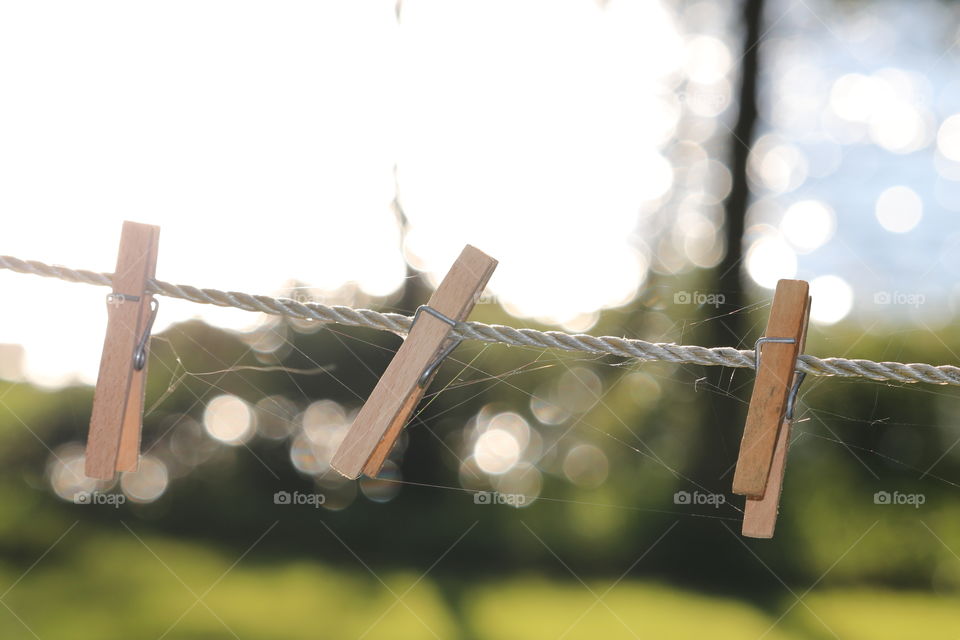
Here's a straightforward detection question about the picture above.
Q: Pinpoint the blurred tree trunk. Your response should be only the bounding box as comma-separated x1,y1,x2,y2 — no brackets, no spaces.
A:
696,0,765,486
720,0,763,309
670,0,768,582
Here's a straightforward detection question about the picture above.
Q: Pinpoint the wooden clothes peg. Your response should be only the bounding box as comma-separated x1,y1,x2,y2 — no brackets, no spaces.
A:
85,222,160,480
331,245,497,480
732,279,810,536
742,293,811,538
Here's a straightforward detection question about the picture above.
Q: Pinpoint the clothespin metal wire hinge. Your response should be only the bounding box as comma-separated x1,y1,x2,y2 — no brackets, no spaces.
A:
105,294,159,371
134,298,159,371
411,304,462,387
754,336,806,421
106,293,140,305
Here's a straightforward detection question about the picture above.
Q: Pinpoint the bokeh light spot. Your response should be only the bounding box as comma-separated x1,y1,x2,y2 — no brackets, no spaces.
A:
49,444,102,501
121,456,169,503
203,395,254,445
683,35,731,84
474,429,521,475
555,367,603,414
875,186,923,233
937,114,960,162
780,200,835,253
359,461,402,503
493,463,542,507
809,275,854,325
746,236,798,289
562,444,610,489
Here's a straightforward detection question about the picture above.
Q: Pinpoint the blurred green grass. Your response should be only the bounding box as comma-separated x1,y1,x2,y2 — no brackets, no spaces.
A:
0,531,957,639
3,287,960,637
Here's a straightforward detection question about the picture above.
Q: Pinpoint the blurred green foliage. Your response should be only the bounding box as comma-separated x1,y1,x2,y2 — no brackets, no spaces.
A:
0,530,956,638
1,271,959,636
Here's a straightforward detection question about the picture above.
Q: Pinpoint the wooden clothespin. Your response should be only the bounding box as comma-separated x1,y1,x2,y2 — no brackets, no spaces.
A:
331,245,497,479
733,279,810,538
85,222,161,480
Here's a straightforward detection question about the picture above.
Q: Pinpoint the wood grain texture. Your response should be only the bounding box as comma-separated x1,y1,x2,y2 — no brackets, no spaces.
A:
85,222,160,479
331,245,497,479
742,295,811,538
732,279,809,498
116,229,160,472
362,384,424,477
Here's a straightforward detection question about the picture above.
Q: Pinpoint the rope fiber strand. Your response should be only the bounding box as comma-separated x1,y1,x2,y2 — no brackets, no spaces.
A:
3,254,960,387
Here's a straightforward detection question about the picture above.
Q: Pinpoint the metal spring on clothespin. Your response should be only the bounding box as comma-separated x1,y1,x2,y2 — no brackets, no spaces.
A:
754,336,806,420
411,304,463,387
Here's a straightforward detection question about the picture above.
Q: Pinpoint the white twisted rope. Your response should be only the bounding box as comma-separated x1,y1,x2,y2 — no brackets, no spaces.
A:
3,254,960,386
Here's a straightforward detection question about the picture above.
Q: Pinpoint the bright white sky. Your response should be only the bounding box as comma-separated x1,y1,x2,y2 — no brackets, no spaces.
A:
0,1,687,387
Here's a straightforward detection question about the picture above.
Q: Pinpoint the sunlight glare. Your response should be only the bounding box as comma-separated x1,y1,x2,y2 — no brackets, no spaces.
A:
746,236,798,289
683,35,731,84
809,275,853,325
875,186,923,233
780,200,835,253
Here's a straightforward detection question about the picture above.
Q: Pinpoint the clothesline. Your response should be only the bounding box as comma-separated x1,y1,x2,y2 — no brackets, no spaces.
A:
2,253,959,386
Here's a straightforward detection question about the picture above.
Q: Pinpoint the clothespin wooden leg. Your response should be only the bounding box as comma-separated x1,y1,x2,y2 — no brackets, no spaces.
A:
116,295,158,472
742,295,810,538
331,245,497,480
732,279,809,500
85,222,160,480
